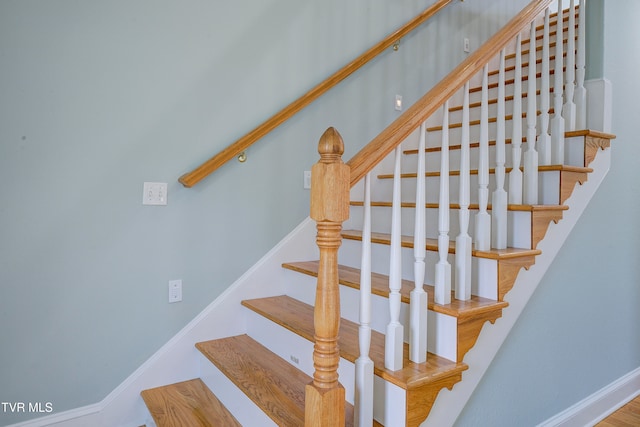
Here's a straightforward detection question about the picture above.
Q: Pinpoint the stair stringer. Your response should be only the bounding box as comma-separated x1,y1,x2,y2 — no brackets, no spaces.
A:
421,147,611,427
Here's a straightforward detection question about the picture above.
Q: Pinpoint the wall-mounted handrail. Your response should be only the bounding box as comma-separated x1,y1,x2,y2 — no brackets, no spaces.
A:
347,0,555,188
178,0,453,188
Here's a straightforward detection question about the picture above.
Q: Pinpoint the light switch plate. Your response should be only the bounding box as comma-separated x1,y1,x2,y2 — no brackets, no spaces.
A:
395,95,403,111
143,182,168,205
303,171,311,189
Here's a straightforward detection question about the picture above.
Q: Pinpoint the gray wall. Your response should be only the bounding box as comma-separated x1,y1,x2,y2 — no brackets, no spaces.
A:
0,0,530,424
455,1,640,425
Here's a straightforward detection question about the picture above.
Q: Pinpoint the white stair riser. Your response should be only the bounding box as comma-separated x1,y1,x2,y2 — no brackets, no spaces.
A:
143,415,158,427
285,272,459,361
339,239,500,300
446,99,525,128
247,305,409,427
501,22,575,54
424,119,541,149
198,353,278,427
347,204,533,249
401,136,583,175
474,257,500,300
379,377,407,427
245,308,314,377
368,170,560,205
565,135,591,166
446,91,561,128
539,170,563,204
244,308,357,404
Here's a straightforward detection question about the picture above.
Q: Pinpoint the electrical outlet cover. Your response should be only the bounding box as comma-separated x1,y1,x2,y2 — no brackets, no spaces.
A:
169,279,182,303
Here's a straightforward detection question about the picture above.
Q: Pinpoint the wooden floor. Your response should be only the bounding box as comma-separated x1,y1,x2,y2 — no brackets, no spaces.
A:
595,395,640,426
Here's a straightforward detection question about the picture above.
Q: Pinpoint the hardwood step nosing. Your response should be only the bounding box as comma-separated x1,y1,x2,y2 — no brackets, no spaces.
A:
340,230,541,260
376,164,592,180
196,334,309,426
141,378,242,427
402,127,607,155
349,201,569,213
281,261,508,318
240,296,469,391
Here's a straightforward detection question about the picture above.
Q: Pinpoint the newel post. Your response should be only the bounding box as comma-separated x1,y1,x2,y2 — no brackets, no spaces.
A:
305,127,349,427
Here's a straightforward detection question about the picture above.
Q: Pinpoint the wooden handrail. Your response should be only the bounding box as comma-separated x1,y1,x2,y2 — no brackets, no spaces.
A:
178,0,454,188
347,0,555,187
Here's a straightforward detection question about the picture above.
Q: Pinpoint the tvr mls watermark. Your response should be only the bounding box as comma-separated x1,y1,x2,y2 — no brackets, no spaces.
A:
1,402,53,414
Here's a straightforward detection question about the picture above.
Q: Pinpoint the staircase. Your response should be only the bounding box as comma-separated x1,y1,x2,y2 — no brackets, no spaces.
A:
141,1,615,426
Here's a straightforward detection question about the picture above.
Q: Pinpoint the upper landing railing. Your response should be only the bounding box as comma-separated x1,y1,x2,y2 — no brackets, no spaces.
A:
178,0,454,188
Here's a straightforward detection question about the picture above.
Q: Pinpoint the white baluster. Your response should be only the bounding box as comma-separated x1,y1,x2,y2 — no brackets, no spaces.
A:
385,146,403,371
475,65,491,251
410,122,428,363
524,21,539,205
509,34,523,205
575,0,587,129
551,0,566,165
435,101,451,306
538,8,552,165
354,173,373,427
563,0,577,130
492,49,508,250
455,82,472,301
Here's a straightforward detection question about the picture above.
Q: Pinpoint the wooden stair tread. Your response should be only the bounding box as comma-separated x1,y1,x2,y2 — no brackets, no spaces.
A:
405,138,510,154
488,55,566,78
565,129,616,140
527,24,573,44
141,378,241,427
403,129,615,155
282,260,508,319
508,28,577,61
530,11,574,36
448,92,540,112
539,164,593,173
466,70,555,95
196,334,308,426
348,203,565,250
377,164,592,179
196,334,370,427
341,229,541,260
350,200,569,213
427,103,558,131
426,111,532,132
241,295,468,390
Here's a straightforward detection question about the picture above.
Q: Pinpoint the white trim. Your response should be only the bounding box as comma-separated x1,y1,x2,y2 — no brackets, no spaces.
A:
537,367,640,427
6,404,101,427
585,78,613,133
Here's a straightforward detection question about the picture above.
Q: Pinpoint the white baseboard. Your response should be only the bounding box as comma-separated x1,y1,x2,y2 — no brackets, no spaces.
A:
4,404,102,427
537,367,640,427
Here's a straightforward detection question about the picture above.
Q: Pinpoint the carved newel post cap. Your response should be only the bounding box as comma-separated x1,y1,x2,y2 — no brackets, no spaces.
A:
310,128,350,223
317,127,344,161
